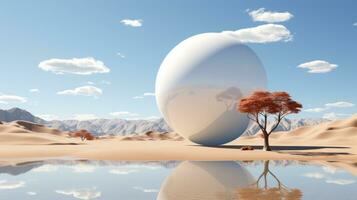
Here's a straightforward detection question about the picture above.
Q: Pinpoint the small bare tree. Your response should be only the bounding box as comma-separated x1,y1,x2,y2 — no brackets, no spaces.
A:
238,91,302,151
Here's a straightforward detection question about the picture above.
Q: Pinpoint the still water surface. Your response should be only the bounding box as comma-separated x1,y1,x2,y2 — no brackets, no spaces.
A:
0,160,356,200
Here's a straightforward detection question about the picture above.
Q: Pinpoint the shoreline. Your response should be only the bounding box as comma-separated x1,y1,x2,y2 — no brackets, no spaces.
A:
0,140,356,162
0,142,357,178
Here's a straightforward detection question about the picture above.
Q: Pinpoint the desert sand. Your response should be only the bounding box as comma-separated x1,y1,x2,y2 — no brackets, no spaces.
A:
0,116,357,173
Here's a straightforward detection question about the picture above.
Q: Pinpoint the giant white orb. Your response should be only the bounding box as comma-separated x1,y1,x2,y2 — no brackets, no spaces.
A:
155,33,267,146
157,161,255,200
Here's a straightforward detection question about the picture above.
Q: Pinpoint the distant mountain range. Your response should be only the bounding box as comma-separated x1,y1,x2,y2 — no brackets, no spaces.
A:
0,107,329,136
0,107,45,124
46,118,172,136
242,118,329,136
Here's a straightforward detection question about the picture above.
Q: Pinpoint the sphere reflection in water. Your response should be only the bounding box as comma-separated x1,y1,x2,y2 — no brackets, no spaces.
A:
155,33,267,146
157,161,255,200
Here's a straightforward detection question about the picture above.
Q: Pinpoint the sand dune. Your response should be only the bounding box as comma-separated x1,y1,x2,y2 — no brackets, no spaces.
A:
10,120,63,135
238,114,357,146
0,115,356,164
0,121,79,145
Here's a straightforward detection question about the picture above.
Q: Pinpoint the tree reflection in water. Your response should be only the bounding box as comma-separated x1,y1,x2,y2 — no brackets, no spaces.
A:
236,160,303,200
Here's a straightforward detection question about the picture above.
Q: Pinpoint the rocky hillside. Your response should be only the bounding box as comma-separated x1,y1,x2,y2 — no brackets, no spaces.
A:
45,118,172,136
242,118,330,136
0,107,45,124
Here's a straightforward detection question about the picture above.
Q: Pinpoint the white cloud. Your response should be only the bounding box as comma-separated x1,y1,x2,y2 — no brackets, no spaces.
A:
323,112,338,120
144,116,160,120
69,165,96,173
133,92,155,99
323,112,351,120
222,24,292,43
353,22,357,26
123,116,161,121
55,188,101,200
110,111,132,116
71,114,98,121
109,169,138,175
85,81,110,85
133,96,144,99
29,88,40,93
133,186,158,193
248,8,293,23
121,19,143,27
0,95,27,104
298,60,338,73
303,172,355,185
0,180,25,189
143,92,155,96
57,86,102,97
322,166,338,174
37,114,59,121
326,179,355,185
32,164,59,172
302,172,325,179
117,52,125,58
325,101,355,108
110,111,140,118
109,112,160,120
304,101,354,117
304,107,326,113
39,57,110,75
27,191,37,196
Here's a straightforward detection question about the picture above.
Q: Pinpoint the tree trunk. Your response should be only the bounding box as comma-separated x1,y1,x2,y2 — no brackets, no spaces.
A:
263,160,269,189
263,134,272,151
263,160,270,173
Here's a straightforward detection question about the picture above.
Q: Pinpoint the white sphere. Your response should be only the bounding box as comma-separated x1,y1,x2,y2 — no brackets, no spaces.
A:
155,33,267,146
157,161,255,200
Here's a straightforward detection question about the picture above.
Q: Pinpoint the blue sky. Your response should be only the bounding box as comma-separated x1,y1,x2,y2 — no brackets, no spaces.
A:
0,0,356,120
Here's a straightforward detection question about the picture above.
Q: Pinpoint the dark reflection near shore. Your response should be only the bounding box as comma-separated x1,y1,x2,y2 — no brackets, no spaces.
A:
0,159,180,176
236,161,303,200
0,161,43,175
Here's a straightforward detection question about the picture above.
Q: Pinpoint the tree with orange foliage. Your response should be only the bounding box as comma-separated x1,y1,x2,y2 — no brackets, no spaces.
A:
73,129,95,141
238,91,302,151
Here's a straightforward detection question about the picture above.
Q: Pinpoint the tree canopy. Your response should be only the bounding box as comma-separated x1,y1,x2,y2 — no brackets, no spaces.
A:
238,91,302,151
